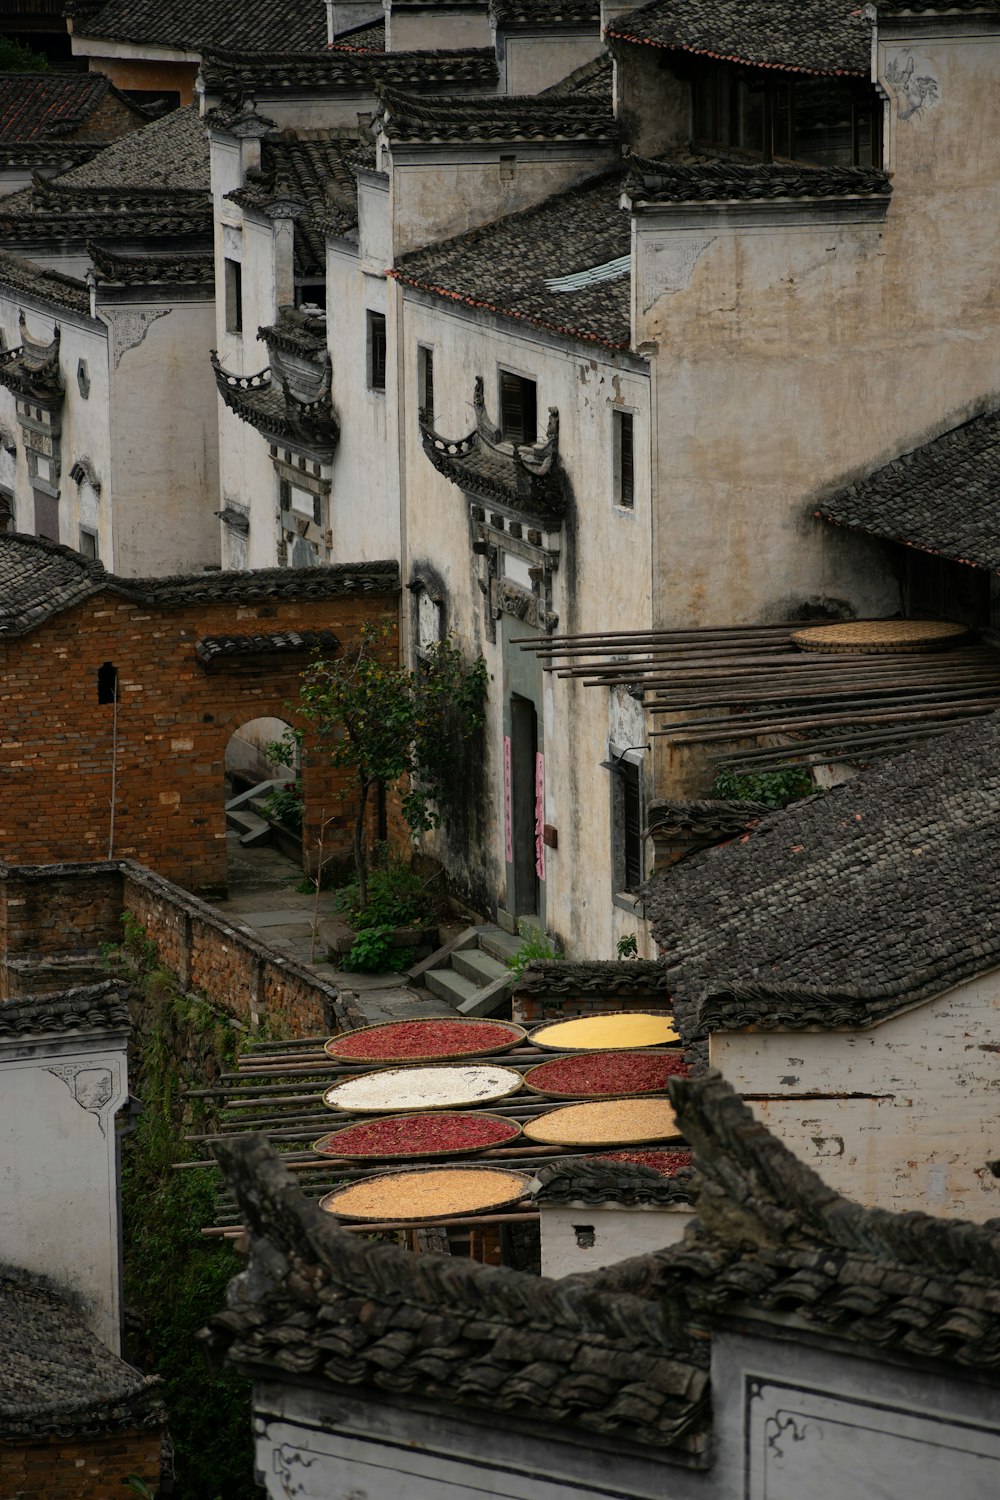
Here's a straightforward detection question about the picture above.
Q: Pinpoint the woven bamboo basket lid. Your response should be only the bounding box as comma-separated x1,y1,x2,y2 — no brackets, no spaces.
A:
318,1164,531,1222
791,619,969,655
323,1062,523,1114
528,1011,680,1053
312,1111,522,1160
324,1016,526,1065
522,1097,682,1147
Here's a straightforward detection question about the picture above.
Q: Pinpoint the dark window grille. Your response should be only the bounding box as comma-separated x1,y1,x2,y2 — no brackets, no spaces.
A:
499,371,537,445
224,258,242,334
369,312,387,391
621,759,643,892
692,61,882,168
616,411,635,508
419,345,434,418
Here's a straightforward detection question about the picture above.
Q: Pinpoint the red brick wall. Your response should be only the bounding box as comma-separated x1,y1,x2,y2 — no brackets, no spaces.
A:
0,1428,161,1499
0,587,397,896
76,90,148,142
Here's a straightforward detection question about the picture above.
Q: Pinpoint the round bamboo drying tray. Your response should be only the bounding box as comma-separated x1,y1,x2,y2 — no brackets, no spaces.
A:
324,1016,527,1065
523,1050,688,1098
312,1110,523,1161
322,1062,524,1114
791,619,969,655
521,1097,682,1147
528,1011,680,1053
318,1164,531,1222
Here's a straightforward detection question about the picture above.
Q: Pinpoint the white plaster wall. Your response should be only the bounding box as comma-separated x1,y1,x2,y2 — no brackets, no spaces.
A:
539,1201,694,1277
387,147,620,258
325,243,400,562
503,34,603,95
389,9,492,51
0,294,112,561
0,1039,127,1353
105,295,221,575
226,716,297,781
710,967,1000,1220
398,290,653,954
634,24,1000,630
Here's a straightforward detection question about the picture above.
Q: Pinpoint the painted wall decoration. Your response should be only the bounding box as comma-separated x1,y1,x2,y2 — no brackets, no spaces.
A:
885,53,940,122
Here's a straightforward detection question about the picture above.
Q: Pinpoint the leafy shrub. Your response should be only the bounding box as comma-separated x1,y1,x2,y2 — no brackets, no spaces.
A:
335,850,437,932
260,780,303,831
343,924,414,973
616,933,639,960
711,766,814,809
506,924,564,982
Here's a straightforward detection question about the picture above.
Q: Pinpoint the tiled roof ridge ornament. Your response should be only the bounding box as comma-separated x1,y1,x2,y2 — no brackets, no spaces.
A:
421,376,569,525
0,315,64,402
0,979,133,1040
210,347,340,456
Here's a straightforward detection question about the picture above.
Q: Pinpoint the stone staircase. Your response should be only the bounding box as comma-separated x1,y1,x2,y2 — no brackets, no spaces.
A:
407,925,522,1016
224,779,285,846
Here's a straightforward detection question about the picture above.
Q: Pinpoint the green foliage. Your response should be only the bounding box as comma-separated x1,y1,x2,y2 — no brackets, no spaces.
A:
343,924,413,974
260,780,303,831
335,848,437,932
506,923,564,981
0,37,49,70
711,765,815,809
293,623,488,907
101,909,159,976
119,945,255,1498
616,933,639,960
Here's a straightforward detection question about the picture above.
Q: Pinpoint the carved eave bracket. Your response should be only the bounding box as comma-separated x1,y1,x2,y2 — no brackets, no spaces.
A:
210,349,340,459
420,376,570,530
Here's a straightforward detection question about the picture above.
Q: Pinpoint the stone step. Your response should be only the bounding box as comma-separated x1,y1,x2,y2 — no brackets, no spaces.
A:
452,947,509,988
225,779,278,813
424,967,481,1009
226,808,273,847
478,927,523,965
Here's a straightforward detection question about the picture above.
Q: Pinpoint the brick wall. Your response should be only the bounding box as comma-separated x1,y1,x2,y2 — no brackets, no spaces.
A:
0,1428,161,1500
0,860,345,1035
0,584,397,896
77,90,148,143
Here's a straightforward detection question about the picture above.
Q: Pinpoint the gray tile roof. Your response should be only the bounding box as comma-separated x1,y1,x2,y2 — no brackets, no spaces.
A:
195,629,341,665
0,72,142,142
204,1133,711,1454
88,244,214,286
817,406,1000,572
330,17,385,50
531,1157,696,1207
0,1268,165,1440
607,0,872,78
228,131,364,267
54,103,209,191
378,87,618,143
490,1,601,26
646,799,773,839
200,45,499,99
0,249,91,314
514,958,673,998
645,712,1000,1035
392,169,631,350
541,50,613,100
0,981,131,1040
0,532,399,637
625,152,891,205
72,0,325,52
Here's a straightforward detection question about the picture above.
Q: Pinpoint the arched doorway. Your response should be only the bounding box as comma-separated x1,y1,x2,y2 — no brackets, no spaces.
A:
224,716,301,885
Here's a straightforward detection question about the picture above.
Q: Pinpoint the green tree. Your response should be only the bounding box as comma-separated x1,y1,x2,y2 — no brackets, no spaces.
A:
294,624,487,909
0,38,49,70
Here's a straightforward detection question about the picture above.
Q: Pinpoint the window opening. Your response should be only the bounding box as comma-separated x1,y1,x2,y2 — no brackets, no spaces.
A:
33,489,58,543
368,311,387,391
418,344,435,419
692,61,882,167
499,371,537,445
224,258,243,334
0,488,13,533
79,527,99,560
614,410,635,509
97,662,118,704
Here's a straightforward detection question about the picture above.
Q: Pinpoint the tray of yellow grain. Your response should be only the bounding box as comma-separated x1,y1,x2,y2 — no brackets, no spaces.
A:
322,1062,523,1114
521,1097,681,1147
318,1164,532,1222
791,619,968,655
527,1011,680,1053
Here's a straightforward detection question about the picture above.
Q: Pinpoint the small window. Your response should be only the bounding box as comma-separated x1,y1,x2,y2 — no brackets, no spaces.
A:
614,410,635,509
79,527,99,560
418,344,434,419
0,489,13,533
499,370,537,445
296,279,325,310
33,489,58,544
611,755,643,896
97,662,118,704
224,258,242,334
368,311,387,391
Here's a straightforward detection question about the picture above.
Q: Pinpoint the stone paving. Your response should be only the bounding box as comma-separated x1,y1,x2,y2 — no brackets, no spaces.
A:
214,833,453,1027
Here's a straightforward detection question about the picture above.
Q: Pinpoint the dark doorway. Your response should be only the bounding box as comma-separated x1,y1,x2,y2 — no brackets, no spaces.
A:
509,694,538,917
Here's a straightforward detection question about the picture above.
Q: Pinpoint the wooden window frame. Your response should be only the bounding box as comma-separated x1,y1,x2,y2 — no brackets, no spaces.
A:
368,310,387,392
224,257,242,334
614,409,635,510
498,369,537,446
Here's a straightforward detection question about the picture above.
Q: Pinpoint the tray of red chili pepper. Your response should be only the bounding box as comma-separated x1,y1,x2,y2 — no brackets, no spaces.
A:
522,1050,689,1099
312,1110,523,1161
324,1016,527,1064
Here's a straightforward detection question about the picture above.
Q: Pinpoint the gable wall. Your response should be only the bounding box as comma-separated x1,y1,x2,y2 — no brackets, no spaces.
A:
710,968,1000,1220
